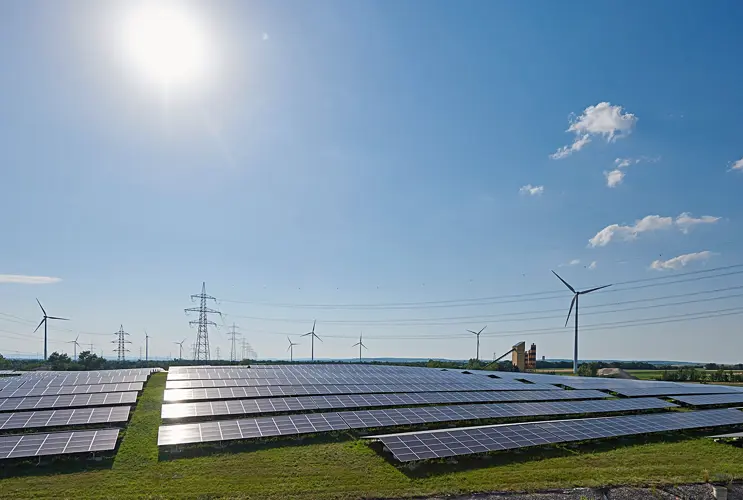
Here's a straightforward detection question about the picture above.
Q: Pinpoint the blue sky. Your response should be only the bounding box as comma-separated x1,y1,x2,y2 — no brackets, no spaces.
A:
1,0,742,362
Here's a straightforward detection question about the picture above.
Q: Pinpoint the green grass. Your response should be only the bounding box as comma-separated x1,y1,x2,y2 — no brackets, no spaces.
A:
3,372,743,499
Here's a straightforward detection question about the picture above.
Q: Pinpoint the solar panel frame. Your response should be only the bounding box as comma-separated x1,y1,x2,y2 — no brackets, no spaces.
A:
0,382,144,399
611,386,743,397
370,408,743,462
670,393,743,406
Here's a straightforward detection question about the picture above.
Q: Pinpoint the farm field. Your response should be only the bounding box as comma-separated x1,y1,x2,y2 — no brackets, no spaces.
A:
3,372,743,499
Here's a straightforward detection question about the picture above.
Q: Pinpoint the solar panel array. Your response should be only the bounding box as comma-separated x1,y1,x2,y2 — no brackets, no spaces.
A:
0,406,131,431
0,382,143,399
611,385,743,398
158,397,676,445
0,392,138,412
670,393,743,407
162,389,610,419
0,429,120,460
370,408,743,462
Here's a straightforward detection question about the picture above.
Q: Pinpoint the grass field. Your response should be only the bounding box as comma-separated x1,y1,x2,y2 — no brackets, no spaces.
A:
3,372,743,499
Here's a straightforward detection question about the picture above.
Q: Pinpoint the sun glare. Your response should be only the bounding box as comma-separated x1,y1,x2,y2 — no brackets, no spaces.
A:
120,2,211,92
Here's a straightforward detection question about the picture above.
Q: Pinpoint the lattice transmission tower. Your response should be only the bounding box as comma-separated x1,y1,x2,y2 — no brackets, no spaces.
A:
227,323,241,362
184,282,221,363
112,325,131,361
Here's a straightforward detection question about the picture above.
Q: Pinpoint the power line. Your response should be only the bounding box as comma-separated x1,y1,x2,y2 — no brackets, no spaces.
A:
218,264,743,310
112,325,131,361
185,282,221,364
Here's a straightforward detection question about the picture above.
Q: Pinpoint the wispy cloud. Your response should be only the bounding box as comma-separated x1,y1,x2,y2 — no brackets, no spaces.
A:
550,102,637,159
605,169,625,188
589,213,720,247
651,251,713,271
519,184,544,196
262,32,269,41
729,157,743,172
559,259,581,268
0,274,62,285
588,261,597,270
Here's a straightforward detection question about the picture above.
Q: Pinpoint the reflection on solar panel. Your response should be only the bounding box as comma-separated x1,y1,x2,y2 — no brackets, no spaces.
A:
158,413,349,446
0,392,138,412
370,408,743,462
340,398,675,429
0,406,131,431
163,382,560,402
611,386,743,397
0,382,144,399
161,389,610,419
670,393,743,406
157,398,675,446
0,429,120,460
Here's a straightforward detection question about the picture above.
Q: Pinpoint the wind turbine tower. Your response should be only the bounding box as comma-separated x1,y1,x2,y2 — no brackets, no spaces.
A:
67,335,81,359
466,325,487,361
352,332,368,362
286,337,298,362
33,299,69,361
551,271,611,374
301,320,322,361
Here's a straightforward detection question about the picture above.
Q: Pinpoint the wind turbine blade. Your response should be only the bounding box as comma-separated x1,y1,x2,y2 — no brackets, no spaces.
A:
551,271,576,293
75,334,79,342
316,335,323,343
312,320,316,334
301,332,312,337
352,342,360,347
479,326,487,335
581,284,612,294
362,344,368,350
287,345,291,352
33,318,45,333
47,316,69,321
466,330,478,335
36,298,47,316
564,295,576,327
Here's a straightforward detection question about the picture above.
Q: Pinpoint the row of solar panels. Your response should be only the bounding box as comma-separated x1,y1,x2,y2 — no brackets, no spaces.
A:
370,408,743,462
0,382,143,399
163,376,533,389
163,382,561,402
0,406,131,431
161,389,610,420
0,392,138,412
157,397,677,446
0,429,120,460
0,374,150,391
166,373,501,384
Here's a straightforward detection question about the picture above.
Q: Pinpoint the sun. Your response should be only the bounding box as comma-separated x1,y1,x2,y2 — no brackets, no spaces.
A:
119,2,211,92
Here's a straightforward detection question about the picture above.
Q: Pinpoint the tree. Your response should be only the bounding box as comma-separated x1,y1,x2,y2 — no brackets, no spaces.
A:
577,363,598,377
47,352,72,370
78,351,105,370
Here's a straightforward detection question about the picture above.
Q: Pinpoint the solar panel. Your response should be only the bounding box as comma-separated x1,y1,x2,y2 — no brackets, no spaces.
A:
670,393,743,407
611,386,743,398
0,382,144,399
162,382,560,402
0,406,131,431
161,389,611,419
158,412,349,446
0,392,138,412
0,428,120,460
369,408,743,462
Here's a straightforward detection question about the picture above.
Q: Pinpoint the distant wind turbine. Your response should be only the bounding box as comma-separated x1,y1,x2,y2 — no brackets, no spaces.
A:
173,338,186,360
67,334,81,359
301,320,322,361
34,299,69,361
551,270,611,374
286,336,299,362
466,325,487,361
352,332,368,362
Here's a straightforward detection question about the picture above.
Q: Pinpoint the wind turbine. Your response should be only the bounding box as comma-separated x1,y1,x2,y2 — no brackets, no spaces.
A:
466,326,487,360
67,334,81,359
301,320,322,361
551,271,611,374
286,336,299,362
34,299,69,361
351,332,367,362
145,330,150,361
173,338,186,360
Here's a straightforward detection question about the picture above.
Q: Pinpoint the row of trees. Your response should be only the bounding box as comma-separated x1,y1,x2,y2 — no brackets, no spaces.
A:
660,367,743,383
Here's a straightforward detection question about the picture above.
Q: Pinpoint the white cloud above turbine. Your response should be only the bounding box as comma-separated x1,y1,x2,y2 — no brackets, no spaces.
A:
650,251,713,271
550,102,637,159
0,274,62,285
519,184,544,196
589,213,720,247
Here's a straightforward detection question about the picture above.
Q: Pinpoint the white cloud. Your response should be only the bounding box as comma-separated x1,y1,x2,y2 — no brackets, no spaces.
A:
519,184,544,196
675,212,720,234
605,169,625,187
588,261,597,270
0,274,62,285
730,157,743,171
589,212,721,247
262,32,269,41
651,251,713,271
569,259,581,266
550,102,637,159
588,215,674,247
